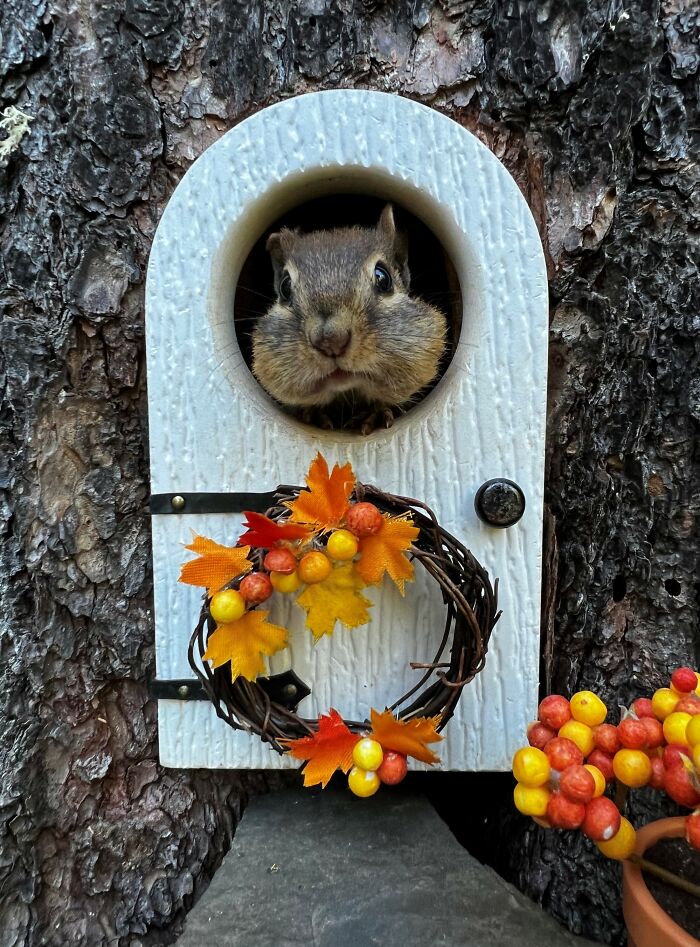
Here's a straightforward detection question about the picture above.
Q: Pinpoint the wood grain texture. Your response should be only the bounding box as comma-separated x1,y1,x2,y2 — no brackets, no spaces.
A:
1,0,697,943
147,91,549,772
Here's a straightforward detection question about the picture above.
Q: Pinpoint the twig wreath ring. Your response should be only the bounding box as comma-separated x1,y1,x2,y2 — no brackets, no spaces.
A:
181,454,500,796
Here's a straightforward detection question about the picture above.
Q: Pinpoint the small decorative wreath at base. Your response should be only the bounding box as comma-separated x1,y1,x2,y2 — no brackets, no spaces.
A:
182,454,500,796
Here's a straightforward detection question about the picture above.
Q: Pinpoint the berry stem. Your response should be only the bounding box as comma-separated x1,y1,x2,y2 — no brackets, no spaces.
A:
628,853,700,900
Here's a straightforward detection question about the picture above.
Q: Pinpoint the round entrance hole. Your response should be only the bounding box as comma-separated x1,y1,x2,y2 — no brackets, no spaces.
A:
233,194,462,433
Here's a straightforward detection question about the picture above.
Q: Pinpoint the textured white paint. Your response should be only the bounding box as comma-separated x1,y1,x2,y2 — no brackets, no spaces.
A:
146,91,549,772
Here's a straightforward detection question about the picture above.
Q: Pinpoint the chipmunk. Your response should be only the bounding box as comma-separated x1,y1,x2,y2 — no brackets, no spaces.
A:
251,204,447,434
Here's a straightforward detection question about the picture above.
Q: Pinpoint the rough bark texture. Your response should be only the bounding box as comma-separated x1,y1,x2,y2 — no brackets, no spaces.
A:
0,1,697,945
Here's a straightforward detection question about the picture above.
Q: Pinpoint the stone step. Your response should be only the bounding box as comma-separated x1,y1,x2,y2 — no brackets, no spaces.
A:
177,787,600,947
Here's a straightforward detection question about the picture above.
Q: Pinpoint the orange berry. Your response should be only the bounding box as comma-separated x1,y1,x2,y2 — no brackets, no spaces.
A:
570,691,607,727
512,747,551,787
263,547,297,574
238,572,273,605
597,817,636,860
558,720,595,757
671,667,698,693
346,502,384,537
297,551,332,584
613,749,652,788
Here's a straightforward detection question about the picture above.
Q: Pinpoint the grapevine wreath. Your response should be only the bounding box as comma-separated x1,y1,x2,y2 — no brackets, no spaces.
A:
182,454,500,796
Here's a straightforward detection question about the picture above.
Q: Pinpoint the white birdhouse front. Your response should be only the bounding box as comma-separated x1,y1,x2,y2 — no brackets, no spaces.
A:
145,90,548,772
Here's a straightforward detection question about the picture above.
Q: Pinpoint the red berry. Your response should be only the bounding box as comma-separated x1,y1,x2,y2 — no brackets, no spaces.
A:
377,751,408,785
672,667,698,693
649,757,666,791
676,695,700,715
640,717,664,749
538,695,572,731
582,797,622,842
663,744,692,769
345,502,384,538
618,718,648,749
546,792,586,830
594,724,621,755
632,698,655,719
587,749,615,782
238,572,273,605
686,812,700,851
527,722,556,751
559,765,596,805
664,764,700,808
263,547,297,574
545,737,583,771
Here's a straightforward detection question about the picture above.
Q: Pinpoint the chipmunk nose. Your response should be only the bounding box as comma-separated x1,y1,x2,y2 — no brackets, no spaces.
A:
312,328,352,358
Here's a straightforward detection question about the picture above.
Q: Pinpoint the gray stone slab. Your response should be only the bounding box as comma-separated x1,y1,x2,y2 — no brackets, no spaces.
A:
177,788,599,947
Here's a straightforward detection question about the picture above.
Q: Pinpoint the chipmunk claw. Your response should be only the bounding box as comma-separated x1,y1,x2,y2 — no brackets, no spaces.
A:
359,406,395,436
299,407,335,430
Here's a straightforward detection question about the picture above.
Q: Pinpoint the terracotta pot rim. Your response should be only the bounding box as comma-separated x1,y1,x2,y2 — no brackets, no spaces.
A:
622,816,698,947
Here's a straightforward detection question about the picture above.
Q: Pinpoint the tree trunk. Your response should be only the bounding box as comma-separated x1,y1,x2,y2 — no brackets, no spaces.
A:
1,1,697,944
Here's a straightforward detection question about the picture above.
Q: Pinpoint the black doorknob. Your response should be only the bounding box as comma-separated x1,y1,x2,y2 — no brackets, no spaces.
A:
474,479,526,528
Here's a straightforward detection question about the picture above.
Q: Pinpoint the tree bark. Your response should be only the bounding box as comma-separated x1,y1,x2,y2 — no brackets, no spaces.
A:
1,0,697,944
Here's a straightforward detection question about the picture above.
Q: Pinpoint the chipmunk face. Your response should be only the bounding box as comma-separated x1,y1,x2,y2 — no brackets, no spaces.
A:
251,204,447,412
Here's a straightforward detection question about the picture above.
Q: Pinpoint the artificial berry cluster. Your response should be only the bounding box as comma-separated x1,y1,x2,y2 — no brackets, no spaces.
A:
348,738,408,797
512,667,700,859
207,501,384,624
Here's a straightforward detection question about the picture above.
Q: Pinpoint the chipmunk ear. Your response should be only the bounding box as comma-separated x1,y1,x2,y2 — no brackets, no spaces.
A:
378,204,410,289
266,228,297,283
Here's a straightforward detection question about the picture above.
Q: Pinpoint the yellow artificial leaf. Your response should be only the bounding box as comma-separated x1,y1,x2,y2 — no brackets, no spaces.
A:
202,610,288,681
179,534,252,593
285,453,355,531
355,514,419,594
296,563,371,640
283,709,360,788
370,708,443,764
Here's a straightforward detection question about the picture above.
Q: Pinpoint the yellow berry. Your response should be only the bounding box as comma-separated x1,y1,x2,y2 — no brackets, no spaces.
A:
613,749,652,788
570,691,607,727
558,720,595,757
686,715,700,747
584,764,606,798
512,747,550,788
326,529,359,561
348,766,380,797
513,783,551,817
597,817,636,860
209,589,246,624
352,738,384,771
651,687,680,721
297,551,332,584
269,570,301,594
664,711,692,747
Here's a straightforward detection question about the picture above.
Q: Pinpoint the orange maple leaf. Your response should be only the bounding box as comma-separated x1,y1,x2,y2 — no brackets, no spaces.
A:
285,453,355,532
354,514,419,594
179,534,252,593
369,708,442,764
283,709,360,788
202,610,288,681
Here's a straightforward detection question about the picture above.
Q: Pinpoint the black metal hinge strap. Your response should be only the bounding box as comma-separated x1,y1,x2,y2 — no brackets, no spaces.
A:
149,491,278,515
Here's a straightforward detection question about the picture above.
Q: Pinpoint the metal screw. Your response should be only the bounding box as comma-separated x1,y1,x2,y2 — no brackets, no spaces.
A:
171,495,186,511
177,684,190,698
282,683,298,700
474,479,526,528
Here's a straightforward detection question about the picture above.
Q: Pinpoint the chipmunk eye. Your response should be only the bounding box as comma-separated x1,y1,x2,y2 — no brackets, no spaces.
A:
279,273,292,302
373,263,393,294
